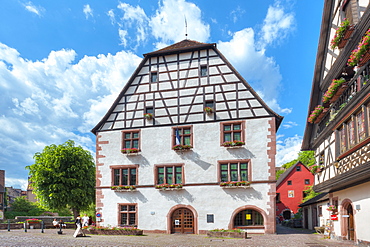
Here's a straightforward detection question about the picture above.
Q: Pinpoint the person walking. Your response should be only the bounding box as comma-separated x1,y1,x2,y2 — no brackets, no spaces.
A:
82,214,90,227
73,215,85,237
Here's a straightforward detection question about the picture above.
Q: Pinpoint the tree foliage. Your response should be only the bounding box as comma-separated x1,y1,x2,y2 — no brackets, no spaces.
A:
276,151,315,179
26,140,95,218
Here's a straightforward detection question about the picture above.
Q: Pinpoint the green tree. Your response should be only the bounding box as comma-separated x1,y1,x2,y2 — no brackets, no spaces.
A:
302,185,321,203
276,151,315,179
26,140,95,218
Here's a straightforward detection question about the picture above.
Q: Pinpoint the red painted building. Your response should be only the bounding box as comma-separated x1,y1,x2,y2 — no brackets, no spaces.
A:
276,162,313,220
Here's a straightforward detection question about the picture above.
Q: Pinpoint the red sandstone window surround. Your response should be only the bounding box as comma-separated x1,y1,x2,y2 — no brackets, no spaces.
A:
218,160,250,182
220,121,245,145
118,203,137,226
110,165,138,186
122,130,140,150
154,164,184,185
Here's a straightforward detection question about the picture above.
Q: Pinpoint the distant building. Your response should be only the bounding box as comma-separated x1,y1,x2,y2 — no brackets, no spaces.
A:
299,192,330,230
26,177,36,203
302,0,370,244
6,187,23,207
276,162,314,219
92,39,283,234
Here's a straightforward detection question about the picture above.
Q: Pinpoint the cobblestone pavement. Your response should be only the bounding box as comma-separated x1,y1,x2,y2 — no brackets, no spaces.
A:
0,225,357,247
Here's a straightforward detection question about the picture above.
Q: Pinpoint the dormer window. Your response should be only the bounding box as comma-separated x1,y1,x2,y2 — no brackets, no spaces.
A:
151,72,158,82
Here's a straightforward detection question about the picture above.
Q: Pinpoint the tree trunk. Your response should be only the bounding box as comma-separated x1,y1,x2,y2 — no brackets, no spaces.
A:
72,208,80,220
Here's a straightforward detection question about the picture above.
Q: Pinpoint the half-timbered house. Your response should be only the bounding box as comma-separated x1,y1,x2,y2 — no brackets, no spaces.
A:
92,39,283,234
302,1,370,244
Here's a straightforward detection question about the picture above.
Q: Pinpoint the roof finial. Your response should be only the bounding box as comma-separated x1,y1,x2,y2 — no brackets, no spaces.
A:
184,15,188,39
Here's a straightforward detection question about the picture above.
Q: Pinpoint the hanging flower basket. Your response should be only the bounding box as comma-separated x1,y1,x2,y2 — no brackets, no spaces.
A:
348,28,370,66
121,148,139,154
331,19,353,49
144,113,153,120
204,107,214,114
221,141,245,147
327,205,337,211
172,144,193,151
322,78,347,104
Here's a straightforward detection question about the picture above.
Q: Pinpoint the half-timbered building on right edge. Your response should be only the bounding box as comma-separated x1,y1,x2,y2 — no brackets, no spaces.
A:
302,1,370,245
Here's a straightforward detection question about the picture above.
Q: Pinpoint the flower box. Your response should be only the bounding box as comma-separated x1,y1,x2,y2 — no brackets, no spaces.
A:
322,78,347,104
204,107,214,114
348,28,370,66
84,226,143,235
155,183,183,190
111,185,136,192
172,144,192,151
207,230,247,239
144,113,153,120
121,148,139,154
221,141,245,147
220,181,250,188
331,19,353,49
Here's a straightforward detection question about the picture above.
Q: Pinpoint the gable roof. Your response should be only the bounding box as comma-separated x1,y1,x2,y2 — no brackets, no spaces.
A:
276,161,311,187
299,192,329,207
144,39,215,57
92,39,283,134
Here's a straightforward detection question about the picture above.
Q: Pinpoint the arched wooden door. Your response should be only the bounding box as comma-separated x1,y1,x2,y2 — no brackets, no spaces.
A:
347,204,354,240
171,208,194,234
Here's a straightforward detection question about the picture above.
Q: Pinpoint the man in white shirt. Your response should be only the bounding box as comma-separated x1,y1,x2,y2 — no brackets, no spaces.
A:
82,214,90,227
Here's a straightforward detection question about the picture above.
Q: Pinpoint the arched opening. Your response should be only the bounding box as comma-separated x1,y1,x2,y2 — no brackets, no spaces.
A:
282,210,291,220
170,208,194,234
341,199,355,241
233,209,264,227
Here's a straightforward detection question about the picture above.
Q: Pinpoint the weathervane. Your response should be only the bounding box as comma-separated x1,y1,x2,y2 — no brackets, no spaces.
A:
185,15,188,39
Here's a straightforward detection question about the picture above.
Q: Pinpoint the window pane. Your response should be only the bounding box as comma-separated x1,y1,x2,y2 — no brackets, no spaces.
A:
129,205,136,211
133,132,139,138
113,169,120,186
233,132,241,141
221,164,228,171
221,171,228,182
230,164,238,170
184,136,191,145
233,124,241,130
122,169,128,185
125,141,131,148
240,170,247,181
205,101,214,108
125,133,131,139
158,167,164,184
132,140,139,148
240,163,247,169
175,167,182,184
166,167,173,184
184,128,191,134
224,133,231,142
121,205,128,211
130,168,136,185
224,125,231,131
231,171,238,181
129,213,136,225
121,213,127,225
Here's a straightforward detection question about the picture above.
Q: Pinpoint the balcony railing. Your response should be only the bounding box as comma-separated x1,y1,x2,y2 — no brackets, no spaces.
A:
316,64,370,138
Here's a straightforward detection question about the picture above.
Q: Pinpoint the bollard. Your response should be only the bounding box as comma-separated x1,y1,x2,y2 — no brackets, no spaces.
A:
7,219,10,231
41,221,44,233
24,222,27,232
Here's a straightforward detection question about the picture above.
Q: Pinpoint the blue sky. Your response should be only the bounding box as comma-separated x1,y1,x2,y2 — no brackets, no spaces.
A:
0,0,323,190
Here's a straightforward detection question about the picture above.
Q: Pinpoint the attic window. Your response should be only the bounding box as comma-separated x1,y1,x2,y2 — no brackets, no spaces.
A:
151,72,158,82
287,180,292,185
200,65,207,77
296,166,301,171
145,107,154,114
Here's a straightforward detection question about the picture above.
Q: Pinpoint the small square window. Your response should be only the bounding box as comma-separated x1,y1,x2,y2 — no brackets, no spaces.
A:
305,179,310,185
287,180,292,185
296,166,301,171
200,65,207,77
151,72,158,82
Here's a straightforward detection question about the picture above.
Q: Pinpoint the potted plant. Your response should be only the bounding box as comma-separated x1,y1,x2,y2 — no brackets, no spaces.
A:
204,107,214,114
221,140,245,147
121,148,139,154
331,19,353,49
322,78,347,104
207,228,247,239
143,113,153,120
327,205,337,212
348,28,370,67
26,218,42,224
111,185,136,191
172,144,193,151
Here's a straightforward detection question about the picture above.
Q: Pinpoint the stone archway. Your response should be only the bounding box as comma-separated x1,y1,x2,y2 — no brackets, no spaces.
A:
167,204,198,234
229,205,270,233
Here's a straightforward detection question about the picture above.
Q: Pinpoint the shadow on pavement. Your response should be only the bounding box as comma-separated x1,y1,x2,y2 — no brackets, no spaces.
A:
276,224,316,235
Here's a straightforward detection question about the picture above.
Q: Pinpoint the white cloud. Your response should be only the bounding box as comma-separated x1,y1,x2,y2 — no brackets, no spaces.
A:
5,177,29,191
83,4,93,19
259,1,295,48
150,0,210,48
23,1,44,16
276,134,302,166
118,29,128,47
0,43,142,184
282,121,298,129
230,6,245,23
107,9,116,25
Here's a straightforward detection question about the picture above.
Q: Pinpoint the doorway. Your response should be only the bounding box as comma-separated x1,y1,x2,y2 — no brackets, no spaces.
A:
347,204,354,240
171,208,194,234
283,210,291,220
